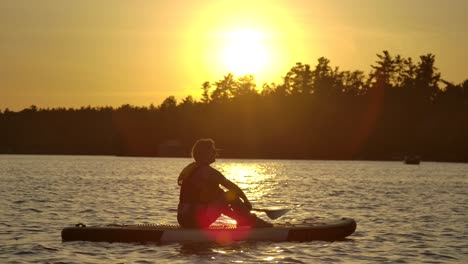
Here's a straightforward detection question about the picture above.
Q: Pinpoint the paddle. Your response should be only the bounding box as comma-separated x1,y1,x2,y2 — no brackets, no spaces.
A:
252,208,290,220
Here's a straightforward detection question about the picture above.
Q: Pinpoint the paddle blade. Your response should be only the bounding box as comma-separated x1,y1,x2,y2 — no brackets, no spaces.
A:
253,208,291,220
265,209,290,220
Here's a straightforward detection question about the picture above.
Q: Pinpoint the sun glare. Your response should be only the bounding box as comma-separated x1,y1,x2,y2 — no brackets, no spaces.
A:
221,29,269,76
182,1,310,89
217,163,274,201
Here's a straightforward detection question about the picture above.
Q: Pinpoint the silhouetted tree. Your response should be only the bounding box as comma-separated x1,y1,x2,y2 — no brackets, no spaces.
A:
233,75,258,98
414,53,440,102
211,73,237,102
159,96,177,110
201,81,211,103
1,51,467,161
283,62,314,94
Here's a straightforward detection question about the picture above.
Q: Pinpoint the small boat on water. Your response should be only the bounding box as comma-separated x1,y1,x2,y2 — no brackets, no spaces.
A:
404,155,421,165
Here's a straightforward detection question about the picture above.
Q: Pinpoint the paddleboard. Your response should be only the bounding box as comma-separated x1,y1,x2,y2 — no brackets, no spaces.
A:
61,218,356,243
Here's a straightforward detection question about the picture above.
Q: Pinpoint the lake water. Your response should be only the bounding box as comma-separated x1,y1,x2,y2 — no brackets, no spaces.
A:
0,155,467,263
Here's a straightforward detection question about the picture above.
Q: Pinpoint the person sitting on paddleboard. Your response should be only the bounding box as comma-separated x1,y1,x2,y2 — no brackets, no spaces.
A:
177,138,273,228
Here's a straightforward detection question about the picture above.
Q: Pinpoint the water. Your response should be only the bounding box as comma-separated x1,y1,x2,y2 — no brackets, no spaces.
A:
0,155,467,263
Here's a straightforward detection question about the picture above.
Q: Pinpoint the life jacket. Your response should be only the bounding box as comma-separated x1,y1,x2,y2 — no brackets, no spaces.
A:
178,162,204,204
178,162,221,204
177,162,199,186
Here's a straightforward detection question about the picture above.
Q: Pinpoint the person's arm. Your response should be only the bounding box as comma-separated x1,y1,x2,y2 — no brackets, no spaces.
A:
216,171,252,210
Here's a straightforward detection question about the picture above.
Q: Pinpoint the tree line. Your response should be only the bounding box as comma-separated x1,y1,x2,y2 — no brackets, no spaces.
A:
1,51,467,162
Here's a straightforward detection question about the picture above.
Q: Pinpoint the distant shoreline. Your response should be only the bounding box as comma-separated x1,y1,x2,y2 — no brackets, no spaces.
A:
2,54,467,165
1,152,466,164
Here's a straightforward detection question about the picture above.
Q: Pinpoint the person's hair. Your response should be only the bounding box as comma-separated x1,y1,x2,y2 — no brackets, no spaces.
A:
191,138,216,163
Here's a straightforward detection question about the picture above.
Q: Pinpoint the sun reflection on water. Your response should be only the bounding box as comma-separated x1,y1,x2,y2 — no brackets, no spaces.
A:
215,162,279,203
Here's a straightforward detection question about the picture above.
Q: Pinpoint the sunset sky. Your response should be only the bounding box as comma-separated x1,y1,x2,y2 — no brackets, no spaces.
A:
1,0,467,111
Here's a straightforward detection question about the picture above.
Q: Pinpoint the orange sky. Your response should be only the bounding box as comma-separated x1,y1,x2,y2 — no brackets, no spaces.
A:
1,0,467,111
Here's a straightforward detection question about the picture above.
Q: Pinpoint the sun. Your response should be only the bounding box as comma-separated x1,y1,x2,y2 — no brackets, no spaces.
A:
181,1,310,89
221,29,269,77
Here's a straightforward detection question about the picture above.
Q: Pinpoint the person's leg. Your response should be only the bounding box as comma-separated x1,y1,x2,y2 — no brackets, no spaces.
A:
195,206,222,228
220,206,254,225
218,191,272,227
178,203,222,228
177,203,198,228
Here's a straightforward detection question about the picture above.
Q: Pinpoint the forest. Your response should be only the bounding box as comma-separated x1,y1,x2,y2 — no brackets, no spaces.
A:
1,51,467,162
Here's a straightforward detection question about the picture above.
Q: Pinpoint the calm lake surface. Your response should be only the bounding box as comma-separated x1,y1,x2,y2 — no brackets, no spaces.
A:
0,155,467,263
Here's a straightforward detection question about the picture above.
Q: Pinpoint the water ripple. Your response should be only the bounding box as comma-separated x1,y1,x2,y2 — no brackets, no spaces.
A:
0,156,467,263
